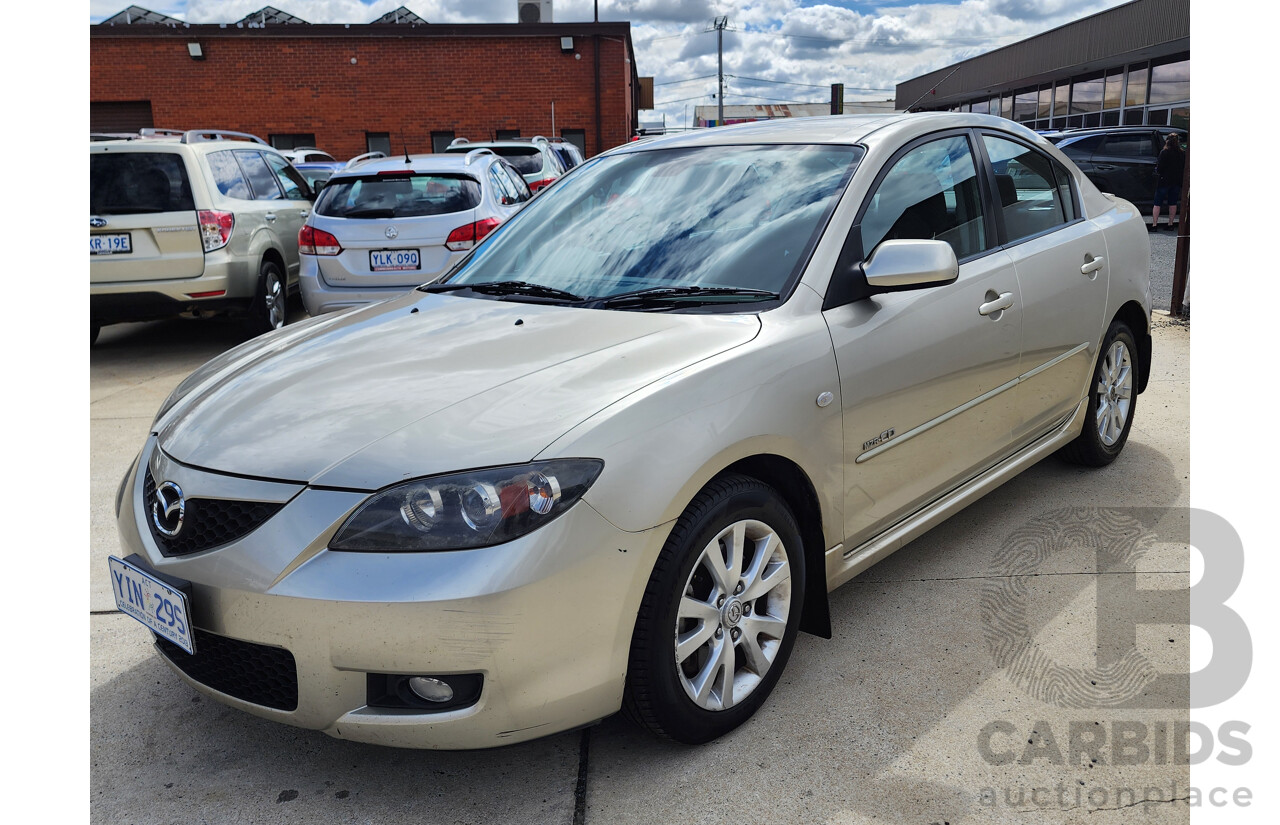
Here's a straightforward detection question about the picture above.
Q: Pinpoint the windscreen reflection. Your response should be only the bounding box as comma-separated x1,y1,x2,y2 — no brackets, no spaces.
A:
441,144,862,302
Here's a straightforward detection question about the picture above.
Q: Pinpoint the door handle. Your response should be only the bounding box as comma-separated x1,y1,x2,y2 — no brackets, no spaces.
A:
978,292,1014,317
1081,256,1105,275
265,212,277,222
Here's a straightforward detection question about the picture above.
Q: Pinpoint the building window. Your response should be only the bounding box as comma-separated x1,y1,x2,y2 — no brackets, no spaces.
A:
269,134,316,150
561,129,586,156
1147,109,1169,126
1125,62,1149,107
366,132,391,156
1103,70,1123,110
1000,95,1012,120
970,99,988,115
1123,109,1145,125
1037,86,1052,120
1148,55,1189,105
496,129,521,140
431,131,455,153
1169,106,1190,131
1053,82,1069,118
1070,72,1103,114
1013,89,1036,122
1101,111,1120,127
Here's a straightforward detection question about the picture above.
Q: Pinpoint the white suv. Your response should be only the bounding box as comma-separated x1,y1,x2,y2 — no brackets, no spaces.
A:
90,130,315,341
443,136,567,192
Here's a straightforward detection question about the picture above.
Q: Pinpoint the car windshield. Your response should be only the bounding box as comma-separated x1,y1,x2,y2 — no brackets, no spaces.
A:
438,144,861,303
90,152,195,215
315,173,482,218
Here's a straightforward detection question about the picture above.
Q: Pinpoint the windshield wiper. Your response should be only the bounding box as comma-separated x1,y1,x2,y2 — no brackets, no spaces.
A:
589,286,780,310
421,280,584,302
342,208,397,219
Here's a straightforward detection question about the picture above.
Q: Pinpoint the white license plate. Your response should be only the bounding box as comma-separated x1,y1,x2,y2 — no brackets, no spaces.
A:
370,248,420,271
108,556,195,654
90,233,132,255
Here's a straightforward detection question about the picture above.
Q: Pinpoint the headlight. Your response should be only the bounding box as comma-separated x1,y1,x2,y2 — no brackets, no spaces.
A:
329,460,604,552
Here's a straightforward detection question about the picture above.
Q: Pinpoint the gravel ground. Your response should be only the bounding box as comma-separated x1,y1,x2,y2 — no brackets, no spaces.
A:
1147,225,1186,314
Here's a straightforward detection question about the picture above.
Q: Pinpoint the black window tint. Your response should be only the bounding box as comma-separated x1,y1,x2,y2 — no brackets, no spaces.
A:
492,148,543,175
238,151,283,200
489,165,517,204
316,174,483,218
90,152,195,214
1101,134,1157,157
861,135,988,261
1051,159,1078,222
263,152,309,200
207,151,252,198
982,135,1069,241
1058,135,1104,155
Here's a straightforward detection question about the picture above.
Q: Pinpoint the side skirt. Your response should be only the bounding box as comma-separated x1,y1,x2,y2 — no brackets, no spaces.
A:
825,396,1088,591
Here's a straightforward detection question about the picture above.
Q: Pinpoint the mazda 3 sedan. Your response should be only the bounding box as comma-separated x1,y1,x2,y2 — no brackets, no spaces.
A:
110,113,1151,749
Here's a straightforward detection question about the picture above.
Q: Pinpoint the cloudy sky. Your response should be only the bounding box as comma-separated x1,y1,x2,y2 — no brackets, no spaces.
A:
89,0,1131,128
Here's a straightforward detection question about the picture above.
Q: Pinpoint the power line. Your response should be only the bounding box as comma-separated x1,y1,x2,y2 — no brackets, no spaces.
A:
655,74,719,86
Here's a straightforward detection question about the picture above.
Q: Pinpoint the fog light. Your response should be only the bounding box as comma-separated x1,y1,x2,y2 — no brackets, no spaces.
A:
408,676,454,703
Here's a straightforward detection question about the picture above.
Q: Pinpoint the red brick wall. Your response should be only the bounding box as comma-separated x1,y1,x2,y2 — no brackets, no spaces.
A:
90,32,635,159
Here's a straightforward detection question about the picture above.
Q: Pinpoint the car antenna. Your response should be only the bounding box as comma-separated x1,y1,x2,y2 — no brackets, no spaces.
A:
404,143,411,165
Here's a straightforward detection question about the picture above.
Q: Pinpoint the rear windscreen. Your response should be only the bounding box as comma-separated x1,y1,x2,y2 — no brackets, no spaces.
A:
315,174,482,218
90,153,195,214
491,149,543,175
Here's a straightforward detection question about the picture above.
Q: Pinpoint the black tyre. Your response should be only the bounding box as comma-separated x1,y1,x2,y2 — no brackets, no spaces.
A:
624,474,806,744
1059,320,1138,467
246,259,288,336
91,323,101,345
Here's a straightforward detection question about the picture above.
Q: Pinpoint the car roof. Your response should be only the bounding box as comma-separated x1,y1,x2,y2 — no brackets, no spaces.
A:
601,112,1042,153
326,152,502,180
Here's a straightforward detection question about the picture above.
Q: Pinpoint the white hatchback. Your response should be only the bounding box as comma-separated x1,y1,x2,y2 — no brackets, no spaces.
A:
297,151,533,315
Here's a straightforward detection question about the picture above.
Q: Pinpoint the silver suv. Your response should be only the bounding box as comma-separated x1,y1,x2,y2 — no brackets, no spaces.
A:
298,150,532,315
443,136,567,192
90,130,315,341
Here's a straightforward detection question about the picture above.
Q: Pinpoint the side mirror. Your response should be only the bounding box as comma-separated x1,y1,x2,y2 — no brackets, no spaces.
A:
863,239,958,291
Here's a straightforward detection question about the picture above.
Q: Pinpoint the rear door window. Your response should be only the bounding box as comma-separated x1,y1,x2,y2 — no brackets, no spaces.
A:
236,150,284,200
207,150,252,199
316,174,483,218
982,135,1072,241
263,152,311,200
1100,134,1157,157
90,152,195,214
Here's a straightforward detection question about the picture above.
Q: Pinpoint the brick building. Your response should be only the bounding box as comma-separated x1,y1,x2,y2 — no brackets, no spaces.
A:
90,6,643,159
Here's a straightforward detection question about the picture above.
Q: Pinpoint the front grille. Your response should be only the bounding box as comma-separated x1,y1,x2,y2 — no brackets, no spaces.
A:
156,628,298,712
144,467,284,557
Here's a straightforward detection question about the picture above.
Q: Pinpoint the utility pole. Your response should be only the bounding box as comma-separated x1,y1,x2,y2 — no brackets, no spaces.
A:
714,16,728,125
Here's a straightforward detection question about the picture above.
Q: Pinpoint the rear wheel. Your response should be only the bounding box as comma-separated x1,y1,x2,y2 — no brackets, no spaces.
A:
246,259,287,336
1059,320,1137,466
91,323,101,345
624,474,805,744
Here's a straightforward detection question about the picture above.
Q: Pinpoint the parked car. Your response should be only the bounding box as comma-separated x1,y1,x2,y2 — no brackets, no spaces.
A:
109,113,1151,749
90,129,316,341
293,151,388,192
278,146,337,164
443,136,567,191
546,137,586,170
297,149,533,316
1044,126,1187,212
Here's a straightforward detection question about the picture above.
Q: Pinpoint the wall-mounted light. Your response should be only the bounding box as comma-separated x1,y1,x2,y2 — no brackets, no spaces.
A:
187,42,204,60
560,36,574,54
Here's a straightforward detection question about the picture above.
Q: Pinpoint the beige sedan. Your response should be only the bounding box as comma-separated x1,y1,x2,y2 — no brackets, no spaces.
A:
108,113,1151,749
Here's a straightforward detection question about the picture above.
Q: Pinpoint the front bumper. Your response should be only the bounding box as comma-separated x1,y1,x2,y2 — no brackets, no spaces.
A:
116,439,668,749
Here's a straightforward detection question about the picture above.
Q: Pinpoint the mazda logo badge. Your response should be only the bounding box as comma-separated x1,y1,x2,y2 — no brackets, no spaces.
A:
152,481,186,538
90,217,108,228
385,225,398,239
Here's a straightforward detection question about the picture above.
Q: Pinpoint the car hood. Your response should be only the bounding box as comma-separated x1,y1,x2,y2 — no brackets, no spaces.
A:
157,291,761,488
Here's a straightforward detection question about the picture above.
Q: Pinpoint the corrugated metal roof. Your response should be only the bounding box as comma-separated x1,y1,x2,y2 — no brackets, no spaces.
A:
897,0,1189,109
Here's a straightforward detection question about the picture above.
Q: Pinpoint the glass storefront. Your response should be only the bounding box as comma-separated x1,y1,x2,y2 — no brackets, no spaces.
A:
936,52,1188,133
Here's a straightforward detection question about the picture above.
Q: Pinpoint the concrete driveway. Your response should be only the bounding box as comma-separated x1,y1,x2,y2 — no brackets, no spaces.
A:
90,312,1191,824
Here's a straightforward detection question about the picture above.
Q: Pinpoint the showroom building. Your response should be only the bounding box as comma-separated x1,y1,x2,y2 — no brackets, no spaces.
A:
90,5,644,159
895,0,1188,132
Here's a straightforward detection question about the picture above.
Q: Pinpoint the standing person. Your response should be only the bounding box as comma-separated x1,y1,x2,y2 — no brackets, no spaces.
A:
1151,133,1185,231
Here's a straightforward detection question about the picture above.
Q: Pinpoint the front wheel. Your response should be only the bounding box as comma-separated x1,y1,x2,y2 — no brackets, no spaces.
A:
246,259,288,336
624,474,805,744
1059,320,1138,466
